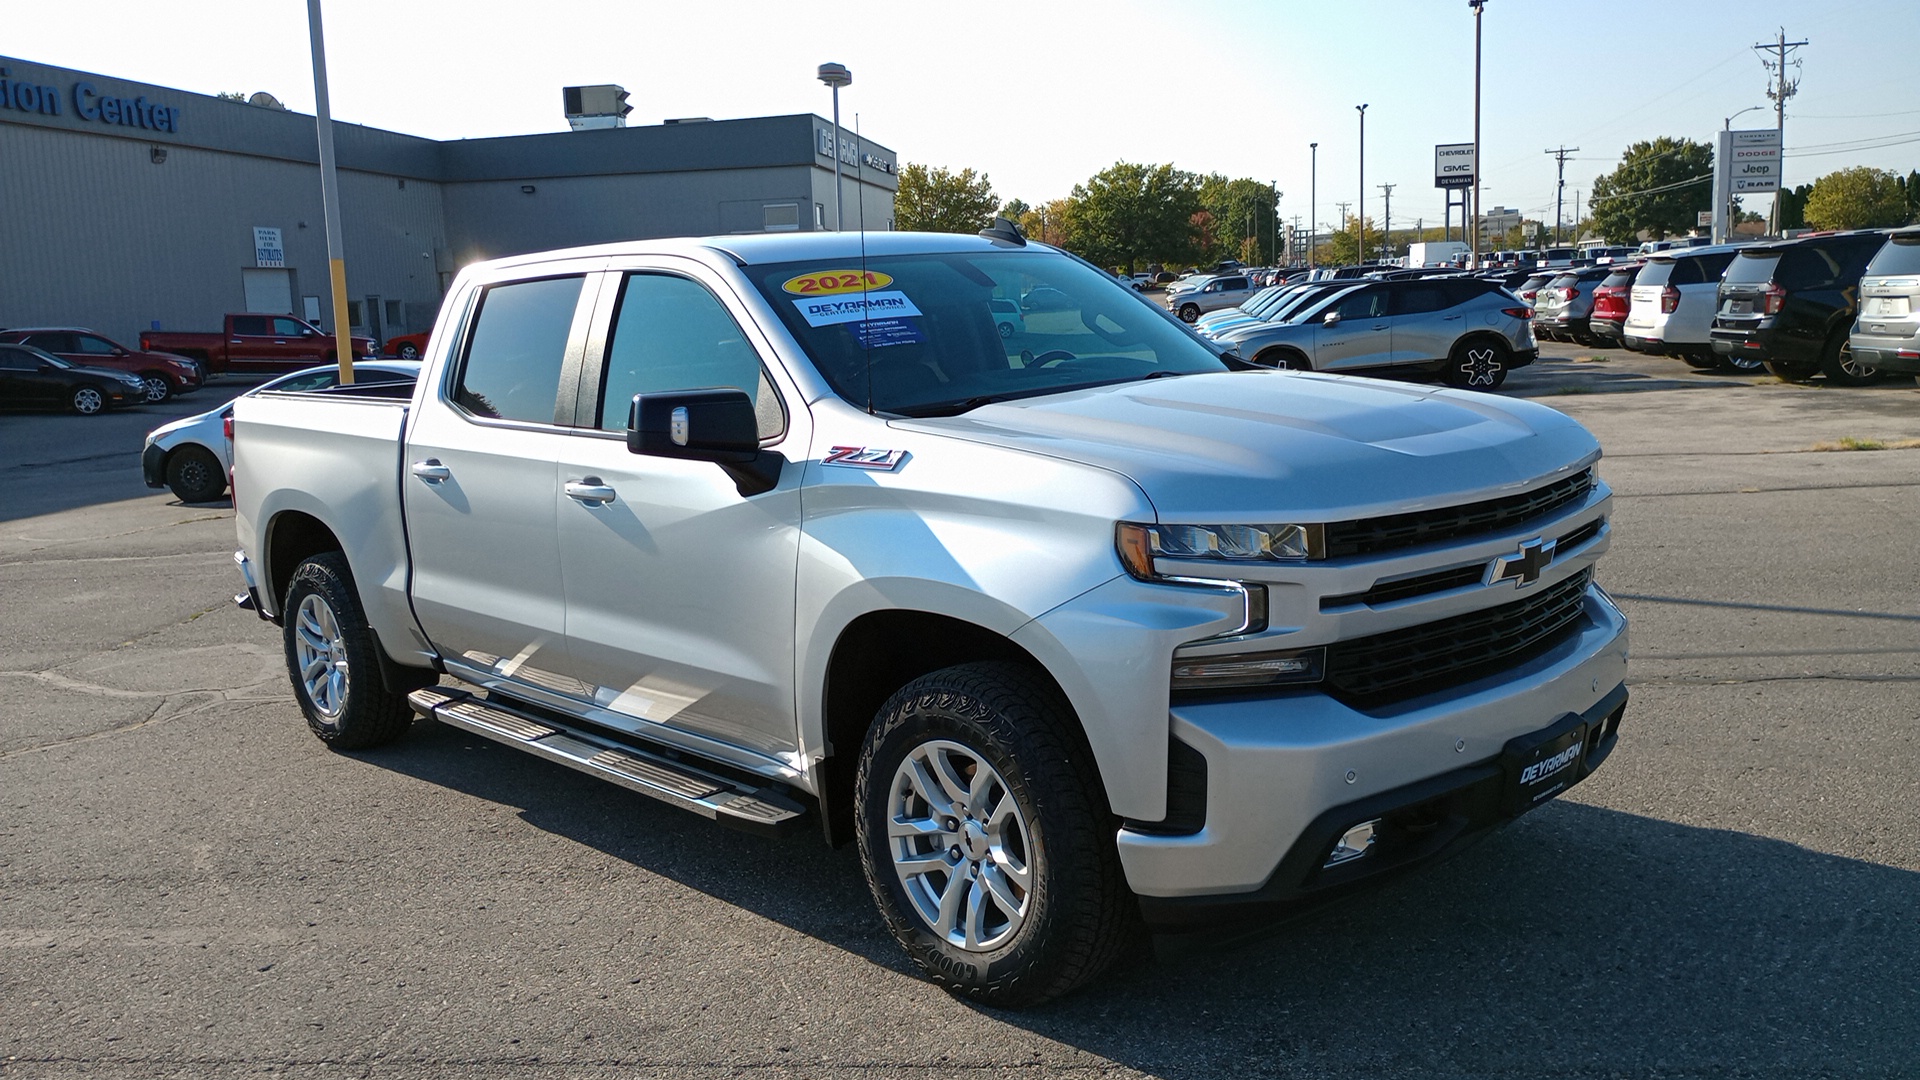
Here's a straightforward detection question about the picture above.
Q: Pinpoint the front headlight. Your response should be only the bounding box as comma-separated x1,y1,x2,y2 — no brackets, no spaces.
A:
1115,522,1321,578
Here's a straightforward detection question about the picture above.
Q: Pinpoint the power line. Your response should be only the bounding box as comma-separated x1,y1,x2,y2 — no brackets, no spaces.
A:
1545,146,1579,244
1588,173,1712,206
1755,28,1808,233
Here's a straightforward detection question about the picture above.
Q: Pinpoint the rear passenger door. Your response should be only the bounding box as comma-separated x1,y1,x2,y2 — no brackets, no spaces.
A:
405,270,594,698
1386,282,1459,363
551,262,809,771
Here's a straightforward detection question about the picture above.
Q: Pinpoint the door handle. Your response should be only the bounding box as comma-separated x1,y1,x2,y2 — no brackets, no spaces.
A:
565,478,617,505
410,459,451,483
1444,315,1463,321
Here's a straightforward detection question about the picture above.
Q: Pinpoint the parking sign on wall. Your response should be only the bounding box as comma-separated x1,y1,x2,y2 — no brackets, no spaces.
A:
253,226,285,268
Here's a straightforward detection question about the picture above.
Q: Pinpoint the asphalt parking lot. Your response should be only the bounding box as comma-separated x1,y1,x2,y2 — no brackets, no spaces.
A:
3,349,1917,1079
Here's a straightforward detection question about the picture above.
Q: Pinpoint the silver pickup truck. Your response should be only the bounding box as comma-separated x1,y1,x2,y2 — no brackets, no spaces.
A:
232,228,1628,1006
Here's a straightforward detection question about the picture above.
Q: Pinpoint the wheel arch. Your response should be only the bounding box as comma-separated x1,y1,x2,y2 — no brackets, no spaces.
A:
816,609,1068,847
1253,345,1312,370
264,510,345,615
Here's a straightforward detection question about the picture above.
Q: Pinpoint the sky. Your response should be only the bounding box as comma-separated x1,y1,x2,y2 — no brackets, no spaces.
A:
7,0,1919,236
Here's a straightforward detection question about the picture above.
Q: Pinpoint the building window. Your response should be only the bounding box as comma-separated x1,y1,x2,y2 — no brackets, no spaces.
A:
385,299,404,325
815,203,827,230
764,203,800,232
346,300,365,328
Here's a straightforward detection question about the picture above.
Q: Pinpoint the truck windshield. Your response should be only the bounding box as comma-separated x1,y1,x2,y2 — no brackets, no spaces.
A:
746,251,1230,417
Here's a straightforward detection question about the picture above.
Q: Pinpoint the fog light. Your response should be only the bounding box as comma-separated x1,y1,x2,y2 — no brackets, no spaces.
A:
1323,819,1379,868
1170,646,1324,692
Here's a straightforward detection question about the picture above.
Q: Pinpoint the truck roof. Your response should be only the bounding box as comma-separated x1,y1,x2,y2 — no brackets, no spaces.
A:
472,230,1061,273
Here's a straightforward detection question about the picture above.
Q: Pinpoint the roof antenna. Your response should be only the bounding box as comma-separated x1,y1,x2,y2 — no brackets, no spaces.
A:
980,215,1027,246
854,113,875,414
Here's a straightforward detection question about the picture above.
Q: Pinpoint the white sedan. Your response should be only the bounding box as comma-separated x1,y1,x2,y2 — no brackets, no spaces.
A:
140,361,420,503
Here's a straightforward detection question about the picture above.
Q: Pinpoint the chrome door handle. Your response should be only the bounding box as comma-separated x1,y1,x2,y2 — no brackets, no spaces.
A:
565,478,617,505
410,459,451,482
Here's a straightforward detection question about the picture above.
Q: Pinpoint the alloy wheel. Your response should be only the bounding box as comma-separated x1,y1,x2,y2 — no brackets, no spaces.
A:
294,593,349,720
886,739,1033,952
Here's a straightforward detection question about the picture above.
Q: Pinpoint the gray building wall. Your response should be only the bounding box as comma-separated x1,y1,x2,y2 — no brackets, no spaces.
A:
1,55,897,349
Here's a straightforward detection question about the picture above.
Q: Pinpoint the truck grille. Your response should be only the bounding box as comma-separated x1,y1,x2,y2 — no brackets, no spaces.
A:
1323,469,1594,558
1325,568,1593,706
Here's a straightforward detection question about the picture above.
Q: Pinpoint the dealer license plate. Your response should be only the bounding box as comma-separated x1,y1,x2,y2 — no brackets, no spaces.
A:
1501,716,1588,816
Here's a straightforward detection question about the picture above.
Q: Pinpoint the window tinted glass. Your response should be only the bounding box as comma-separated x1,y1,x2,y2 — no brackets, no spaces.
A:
0,347,36,370
1636,260,1675,287
1330,287,1387,320
1695,252,1736,281
272,318,308,336
1775,247,1839,290
597,274,779,437
455,275,583,424
24,332,76,352
1866,236,1920,276
232,316,269,335
273,370,341,392
71,334,117,354
1393,284,1451,315
1722,252,1781,285
1601,268,1637,288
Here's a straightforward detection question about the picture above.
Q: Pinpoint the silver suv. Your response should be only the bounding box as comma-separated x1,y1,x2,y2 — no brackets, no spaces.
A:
1849,225,1920,375
1226,277,1539,389
1167,274,1260,322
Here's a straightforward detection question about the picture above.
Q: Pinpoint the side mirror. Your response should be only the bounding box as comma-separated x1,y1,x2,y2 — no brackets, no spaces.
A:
1323,310,1342,326
113,347,129,356
39,360,56,372
627,388,783,497
302,328,317,337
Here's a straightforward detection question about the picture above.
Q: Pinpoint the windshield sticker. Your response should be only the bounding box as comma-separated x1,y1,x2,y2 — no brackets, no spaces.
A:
794,290,923,327
846,318,926,349
824,446,907,470
782,270,894,296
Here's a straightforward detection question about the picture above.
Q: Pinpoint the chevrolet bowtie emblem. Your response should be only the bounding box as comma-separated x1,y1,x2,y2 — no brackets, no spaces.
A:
1485,537,1556,588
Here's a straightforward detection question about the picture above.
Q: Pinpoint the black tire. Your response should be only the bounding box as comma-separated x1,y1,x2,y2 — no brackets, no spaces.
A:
1819,331,1882,387
1178,304,1200,323
398,342,421,359
1684,352,1723,371
854,661,1140,1007
1717,349,1768,373
282,552,414,751
1443,337,1510,390
70,384,107,415
138,372,173,403
165,445,227,503
1764,358,1819,383
1256,348,1311,371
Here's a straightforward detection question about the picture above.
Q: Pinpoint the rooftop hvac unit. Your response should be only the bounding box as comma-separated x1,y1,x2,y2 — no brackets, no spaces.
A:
563,84,632,131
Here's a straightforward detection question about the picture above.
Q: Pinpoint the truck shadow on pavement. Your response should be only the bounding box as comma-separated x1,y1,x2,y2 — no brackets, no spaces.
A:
366,720,1920,1077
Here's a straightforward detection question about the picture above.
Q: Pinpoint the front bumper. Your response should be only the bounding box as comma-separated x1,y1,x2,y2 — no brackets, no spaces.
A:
1116,585,1628,910
141,442,167,488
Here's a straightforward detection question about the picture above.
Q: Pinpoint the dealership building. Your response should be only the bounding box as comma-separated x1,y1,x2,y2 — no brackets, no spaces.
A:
0,55,898,347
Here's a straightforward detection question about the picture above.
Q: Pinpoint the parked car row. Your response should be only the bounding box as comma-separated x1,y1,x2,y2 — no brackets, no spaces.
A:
0,327,204,403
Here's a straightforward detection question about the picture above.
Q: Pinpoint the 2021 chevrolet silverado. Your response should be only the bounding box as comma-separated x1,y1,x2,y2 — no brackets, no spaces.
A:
231,228,1629,1005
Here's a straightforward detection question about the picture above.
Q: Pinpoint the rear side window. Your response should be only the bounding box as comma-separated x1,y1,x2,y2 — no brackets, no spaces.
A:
1866,236,1920,276
232,316,269,335
1775,247,1841,290
596,273,781,437
1392,284,1452,315
1601,268,1636,288
1636,260,1675,287
1667,259,1703,287
455,275,585,424
1695,252,1736,282
23,332,76,352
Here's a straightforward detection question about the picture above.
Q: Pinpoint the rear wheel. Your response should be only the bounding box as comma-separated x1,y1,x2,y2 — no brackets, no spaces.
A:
139,373,173,403
855,662,1140,1007
1714,350,1767,373
70,385,106,415
1819,331,1882,387
164,445,226,503
1764,358,1819,383
1444,338,1510,390
398,342,421,359
282,552,414,750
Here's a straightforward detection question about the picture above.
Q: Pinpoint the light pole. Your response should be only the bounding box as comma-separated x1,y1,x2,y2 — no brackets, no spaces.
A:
817,62,851,231
1356,104,1368,265
1271,182,1280,266
1468,0,1485,269
1309,142,1318,267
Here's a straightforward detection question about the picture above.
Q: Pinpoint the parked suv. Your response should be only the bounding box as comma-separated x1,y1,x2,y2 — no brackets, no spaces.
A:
1848,226,1920,376
1531,266,1612,346
1227,277,1537,389
1710,231,1889,385
0,327,204,402
1589,262,1642,347
1168,274,1259,322
1622,245,1744,370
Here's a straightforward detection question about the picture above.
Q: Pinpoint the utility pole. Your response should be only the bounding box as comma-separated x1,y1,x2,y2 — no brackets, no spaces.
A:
1469,0,1485,270
1356,104,1369,265
1755,28,1805,235
1378,183,1394,261
1335,200,1352,262
1309,142,1319,268
1544,145,1579,244
306,0,353,384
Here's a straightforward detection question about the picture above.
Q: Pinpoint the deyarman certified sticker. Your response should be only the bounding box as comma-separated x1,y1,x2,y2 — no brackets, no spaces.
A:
794,290,923,327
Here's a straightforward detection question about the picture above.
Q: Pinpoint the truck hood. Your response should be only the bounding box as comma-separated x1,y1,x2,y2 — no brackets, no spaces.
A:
891,371,1599,520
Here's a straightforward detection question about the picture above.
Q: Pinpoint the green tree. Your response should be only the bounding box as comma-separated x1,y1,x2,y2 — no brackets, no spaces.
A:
1311,217,1376,266
1588,137,1713,242
1774,182,1813,231
998,198,1031,223
1802,167,1913,230
1060,161,1203,274
1196,175,1282,265
894,163,999,234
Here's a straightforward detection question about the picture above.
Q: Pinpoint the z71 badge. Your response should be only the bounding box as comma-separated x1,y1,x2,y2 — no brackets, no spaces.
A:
824,446,907,470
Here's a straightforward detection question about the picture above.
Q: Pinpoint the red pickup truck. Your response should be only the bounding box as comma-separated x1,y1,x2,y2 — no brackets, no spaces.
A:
141,314,376,374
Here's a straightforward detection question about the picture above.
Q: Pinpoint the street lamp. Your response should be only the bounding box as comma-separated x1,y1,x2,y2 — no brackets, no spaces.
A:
1468,0,1485,270
1724,104,1765,130
817,62,851,231
1309,142,1318,268
1356,104,1368,266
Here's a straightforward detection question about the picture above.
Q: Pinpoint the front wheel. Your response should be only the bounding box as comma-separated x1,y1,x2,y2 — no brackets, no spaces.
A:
1444,338,1510,390
282,552,414,750
1764,358,1819,383
165,445,227,502
139,373,173,403
855,662,1139,1007
397,342,421,359
1178,304,1200,323
71,385,106,415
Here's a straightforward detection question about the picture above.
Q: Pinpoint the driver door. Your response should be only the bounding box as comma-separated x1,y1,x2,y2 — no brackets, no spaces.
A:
1311,285,1393,370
